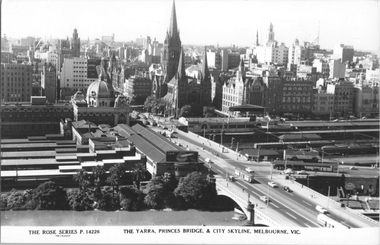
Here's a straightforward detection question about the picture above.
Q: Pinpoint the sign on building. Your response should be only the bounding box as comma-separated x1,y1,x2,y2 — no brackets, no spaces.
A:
166,151,198,163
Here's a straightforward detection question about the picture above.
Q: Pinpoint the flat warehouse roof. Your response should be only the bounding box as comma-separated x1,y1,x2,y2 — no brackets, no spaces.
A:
1,169,76,177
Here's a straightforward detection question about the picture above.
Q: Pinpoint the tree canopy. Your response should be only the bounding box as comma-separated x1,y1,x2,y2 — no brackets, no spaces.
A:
174,172,216,209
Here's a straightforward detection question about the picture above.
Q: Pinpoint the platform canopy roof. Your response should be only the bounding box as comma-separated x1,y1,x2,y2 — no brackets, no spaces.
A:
228,104,265,112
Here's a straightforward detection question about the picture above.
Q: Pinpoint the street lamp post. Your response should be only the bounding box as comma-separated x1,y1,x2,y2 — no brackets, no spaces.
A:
327,185,331,209
337,162,341,176
220,129,224,151
284,149,287,170
322,149,324,164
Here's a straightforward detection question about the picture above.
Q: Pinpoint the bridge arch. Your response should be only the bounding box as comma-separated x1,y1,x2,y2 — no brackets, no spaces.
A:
216,192,251,219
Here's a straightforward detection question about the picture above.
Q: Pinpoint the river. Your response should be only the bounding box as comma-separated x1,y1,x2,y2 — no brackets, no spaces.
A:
1,210,247,226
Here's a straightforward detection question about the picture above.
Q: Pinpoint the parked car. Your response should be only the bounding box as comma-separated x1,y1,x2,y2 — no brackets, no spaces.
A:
260,196,269,203
283,186,292,192
268,182,278,188
245,167,255,173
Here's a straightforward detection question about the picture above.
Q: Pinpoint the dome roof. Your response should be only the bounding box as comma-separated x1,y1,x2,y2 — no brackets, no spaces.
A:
87,80,114,98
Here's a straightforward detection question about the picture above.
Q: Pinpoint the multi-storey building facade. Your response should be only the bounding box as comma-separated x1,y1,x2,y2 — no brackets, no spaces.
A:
288,39,305,66
227,51,241,69
1,63,33,102
329,59,346,79
0,97,73,138
313,58,330,77
264,76,313,118
221,61,267,114
353,85,379,118
60,57,98,99
333,44,354,63
126,75,152,105
41,63,57,103
246,76,266,107
206,50,222,70
279,78,313,118
1,35,10,51
326,80,354,117
312,91,334,117
366,68,380,87
57,29,81,71
1,51,14,63
34,46,59,68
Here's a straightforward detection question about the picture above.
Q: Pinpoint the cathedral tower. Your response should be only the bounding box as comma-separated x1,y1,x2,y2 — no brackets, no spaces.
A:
162,0,182,89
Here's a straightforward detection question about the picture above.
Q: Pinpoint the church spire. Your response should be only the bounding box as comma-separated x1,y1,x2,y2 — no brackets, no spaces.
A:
169,0,178,37
256,30,259,46
177,47,186,80
202,47,210,80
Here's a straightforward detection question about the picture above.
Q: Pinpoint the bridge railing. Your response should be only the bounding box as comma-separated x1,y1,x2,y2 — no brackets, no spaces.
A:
292,180,379,226
215,181,281,227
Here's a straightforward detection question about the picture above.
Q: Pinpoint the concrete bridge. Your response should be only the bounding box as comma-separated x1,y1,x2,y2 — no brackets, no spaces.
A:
214,176,282,227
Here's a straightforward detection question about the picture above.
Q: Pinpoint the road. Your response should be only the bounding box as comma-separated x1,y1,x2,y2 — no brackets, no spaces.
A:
149,126,377,227
167,128,323,227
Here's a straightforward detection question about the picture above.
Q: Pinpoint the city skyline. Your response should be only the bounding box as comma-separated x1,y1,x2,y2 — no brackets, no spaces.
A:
1,0,379,52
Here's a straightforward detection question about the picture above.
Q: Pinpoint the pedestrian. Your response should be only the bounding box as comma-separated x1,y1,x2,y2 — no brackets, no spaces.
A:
242,188,245,192
301,185,303,188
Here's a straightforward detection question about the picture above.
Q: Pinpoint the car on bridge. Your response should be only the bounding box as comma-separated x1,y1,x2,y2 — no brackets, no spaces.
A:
205,158,213,163
268,182,278,188
260,196,269,203
245,167,255,173
283,186,292,192
316,205,329,214
227,176,236,182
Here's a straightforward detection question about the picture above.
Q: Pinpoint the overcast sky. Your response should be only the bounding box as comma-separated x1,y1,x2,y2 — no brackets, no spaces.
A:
2,0,379,52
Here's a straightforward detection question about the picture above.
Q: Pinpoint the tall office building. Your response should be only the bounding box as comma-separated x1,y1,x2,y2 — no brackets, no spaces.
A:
333,44,354,63
1,63,33,102
41,63,57,103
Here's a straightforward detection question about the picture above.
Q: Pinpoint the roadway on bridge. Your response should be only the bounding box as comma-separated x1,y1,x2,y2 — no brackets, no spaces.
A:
167,129,322,227
164,127,379,228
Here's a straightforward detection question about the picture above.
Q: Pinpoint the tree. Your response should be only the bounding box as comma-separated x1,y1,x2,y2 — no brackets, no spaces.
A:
119,186,145,211
143,176,165,209
203,106,216,118
132,163,149,190
144,174,178,210
24,181,70,210
1,189,29,211
96,188,119,211
174,172,215,209
66,189,94,211
92,165,107,199
179,105,192,118
106,164,126,198
73,169,91,191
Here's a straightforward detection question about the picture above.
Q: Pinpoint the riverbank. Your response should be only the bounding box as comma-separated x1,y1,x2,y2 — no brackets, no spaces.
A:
1,210,247,226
